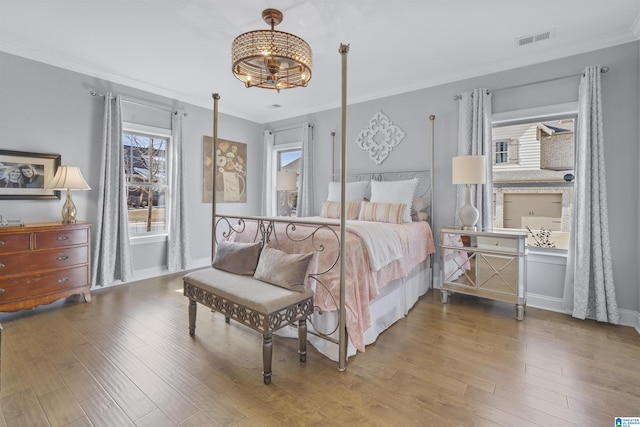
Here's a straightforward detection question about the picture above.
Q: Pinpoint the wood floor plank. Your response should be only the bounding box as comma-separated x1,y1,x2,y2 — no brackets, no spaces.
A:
133,408,177,427
99,341,199,425
78,395,135,427
0,389,49,427
69,341,157,421
36,386,86,427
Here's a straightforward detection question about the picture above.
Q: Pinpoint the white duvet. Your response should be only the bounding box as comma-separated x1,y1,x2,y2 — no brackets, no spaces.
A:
303,217,403,271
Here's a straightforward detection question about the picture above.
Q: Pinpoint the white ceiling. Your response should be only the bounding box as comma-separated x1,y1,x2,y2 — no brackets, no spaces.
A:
2,1,639,124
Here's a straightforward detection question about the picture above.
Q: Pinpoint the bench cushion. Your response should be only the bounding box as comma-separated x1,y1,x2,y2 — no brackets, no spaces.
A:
183,268,314,314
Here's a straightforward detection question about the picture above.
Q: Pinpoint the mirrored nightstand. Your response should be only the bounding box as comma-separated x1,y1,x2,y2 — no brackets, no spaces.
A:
440,226,527,320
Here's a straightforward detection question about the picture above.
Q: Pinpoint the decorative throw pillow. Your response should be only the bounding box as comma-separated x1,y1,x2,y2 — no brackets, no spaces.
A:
327,181,369,202
369,178,418,223
253,246,314,292
411,196,430,221
320,201,361,220
358,201,406,224
212,240,262,276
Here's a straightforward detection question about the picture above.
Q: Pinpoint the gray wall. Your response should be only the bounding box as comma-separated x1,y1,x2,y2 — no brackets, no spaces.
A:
0,52,263,280
266,41,640,315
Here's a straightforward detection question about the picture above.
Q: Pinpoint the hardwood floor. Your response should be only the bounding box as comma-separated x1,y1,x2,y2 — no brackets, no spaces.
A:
1,271,638,426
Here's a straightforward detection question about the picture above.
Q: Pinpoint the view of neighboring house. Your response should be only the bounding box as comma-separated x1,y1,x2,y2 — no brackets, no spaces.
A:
492,119,575,249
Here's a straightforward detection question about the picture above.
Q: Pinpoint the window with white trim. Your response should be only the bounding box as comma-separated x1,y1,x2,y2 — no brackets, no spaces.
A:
492,103,577,250
123,123,170,238
274,144,301,216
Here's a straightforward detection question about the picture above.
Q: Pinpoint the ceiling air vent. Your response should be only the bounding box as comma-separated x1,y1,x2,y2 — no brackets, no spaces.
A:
516,29,555,47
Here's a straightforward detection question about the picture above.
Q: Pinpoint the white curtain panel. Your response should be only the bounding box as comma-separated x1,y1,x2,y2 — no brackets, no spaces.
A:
296,123,314,217
261,130,276,216
563,66,619,323
167,111,190,271
91,94,133,287
455,89,493,229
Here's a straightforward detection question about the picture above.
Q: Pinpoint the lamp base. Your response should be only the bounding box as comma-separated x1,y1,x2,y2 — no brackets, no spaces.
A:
458,184,479,230
61,189,77,224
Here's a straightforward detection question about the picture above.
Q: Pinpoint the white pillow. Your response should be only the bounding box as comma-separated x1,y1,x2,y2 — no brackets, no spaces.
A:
327,181,368,202
369,178,418,223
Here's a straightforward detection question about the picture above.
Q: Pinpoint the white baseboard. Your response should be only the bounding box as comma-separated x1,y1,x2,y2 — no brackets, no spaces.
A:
527,292,640,332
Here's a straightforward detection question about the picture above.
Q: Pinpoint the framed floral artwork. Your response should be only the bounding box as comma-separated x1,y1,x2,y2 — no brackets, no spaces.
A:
0,149,61,199
203,137,247,203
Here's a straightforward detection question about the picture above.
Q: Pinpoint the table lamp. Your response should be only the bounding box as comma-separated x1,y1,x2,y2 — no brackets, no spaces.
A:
276,170,297,216
452,155,486,230
47,166,91,223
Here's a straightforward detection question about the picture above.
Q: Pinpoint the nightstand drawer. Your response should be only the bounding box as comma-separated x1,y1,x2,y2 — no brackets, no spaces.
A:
476,236,519,252
0,265,89,302
0,232,31,254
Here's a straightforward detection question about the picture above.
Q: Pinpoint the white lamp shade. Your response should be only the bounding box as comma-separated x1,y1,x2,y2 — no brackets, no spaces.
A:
276,170,298,191
452,155,487,185
47,166,91,190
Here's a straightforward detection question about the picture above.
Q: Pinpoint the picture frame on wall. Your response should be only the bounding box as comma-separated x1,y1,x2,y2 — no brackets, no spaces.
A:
202,136,247,203
0,150,61,199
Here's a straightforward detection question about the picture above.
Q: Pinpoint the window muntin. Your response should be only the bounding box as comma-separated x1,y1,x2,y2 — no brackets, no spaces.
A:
123,130,169,237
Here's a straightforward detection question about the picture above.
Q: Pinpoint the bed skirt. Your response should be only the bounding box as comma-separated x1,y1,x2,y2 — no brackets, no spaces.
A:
275,259,431,361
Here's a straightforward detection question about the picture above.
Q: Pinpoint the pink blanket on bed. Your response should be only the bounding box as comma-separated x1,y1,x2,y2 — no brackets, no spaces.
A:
230,220,435,352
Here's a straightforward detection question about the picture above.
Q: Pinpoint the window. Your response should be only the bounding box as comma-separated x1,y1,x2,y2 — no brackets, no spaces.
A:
123,124,170,238
492,104,577,250
494,140,509,164
275,146,301,216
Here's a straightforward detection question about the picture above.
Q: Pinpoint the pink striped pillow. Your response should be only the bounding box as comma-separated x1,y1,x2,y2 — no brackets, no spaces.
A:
320,201,361,220
358,201,406,224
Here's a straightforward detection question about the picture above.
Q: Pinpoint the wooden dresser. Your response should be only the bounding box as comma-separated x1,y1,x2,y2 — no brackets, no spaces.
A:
0,222,91,312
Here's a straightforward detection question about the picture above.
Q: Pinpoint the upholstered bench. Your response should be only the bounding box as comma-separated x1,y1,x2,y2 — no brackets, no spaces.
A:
183,242,315,384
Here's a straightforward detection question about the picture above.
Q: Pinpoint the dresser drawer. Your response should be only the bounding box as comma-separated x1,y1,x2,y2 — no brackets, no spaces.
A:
0,246,88,276
34,228,89,249
0,232,31,254
0,265,89,302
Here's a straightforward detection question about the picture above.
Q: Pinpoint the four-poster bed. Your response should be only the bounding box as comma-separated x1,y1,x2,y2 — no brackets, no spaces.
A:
186,44,437,372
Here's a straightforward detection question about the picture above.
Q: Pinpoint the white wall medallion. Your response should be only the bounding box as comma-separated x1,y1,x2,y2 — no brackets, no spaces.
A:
355,110,405,165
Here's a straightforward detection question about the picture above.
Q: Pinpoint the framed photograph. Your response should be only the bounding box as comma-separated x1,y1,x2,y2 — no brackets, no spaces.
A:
0,150,61,199
203,136,247,203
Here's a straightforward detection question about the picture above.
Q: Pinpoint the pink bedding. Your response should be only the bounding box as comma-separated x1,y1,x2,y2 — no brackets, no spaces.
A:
229,219,435,352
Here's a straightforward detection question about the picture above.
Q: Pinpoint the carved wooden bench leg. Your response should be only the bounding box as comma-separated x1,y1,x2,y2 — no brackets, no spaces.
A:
298,318,307,363
262,333,273,385
188,300,197,336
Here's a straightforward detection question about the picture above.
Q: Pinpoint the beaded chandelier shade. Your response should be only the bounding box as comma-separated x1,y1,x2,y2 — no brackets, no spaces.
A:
232,9,312,91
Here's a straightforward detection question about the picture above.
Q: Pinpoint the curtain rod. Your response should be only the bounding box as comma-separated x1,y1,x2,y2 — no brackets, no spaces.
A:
269,123,314,134
452,66,609,101
89,90,187,117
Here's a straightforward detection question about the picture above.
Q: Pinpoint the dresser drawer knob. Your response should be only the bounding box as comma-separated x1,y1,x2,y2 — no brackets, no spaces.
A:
0,241,5,246
0,263,4,269
56,236,69,241
57,277,69,284
57,255,69,261
0,288,4,293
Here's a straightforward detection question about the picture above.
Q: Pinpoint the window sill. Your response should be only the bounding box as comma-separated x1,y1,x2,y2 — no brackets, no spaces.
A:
130,234,168,245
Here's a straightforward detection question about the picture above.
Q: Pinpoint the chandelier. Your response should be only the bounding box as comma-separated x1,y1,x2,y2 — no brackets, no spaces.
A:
232,9,312,91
